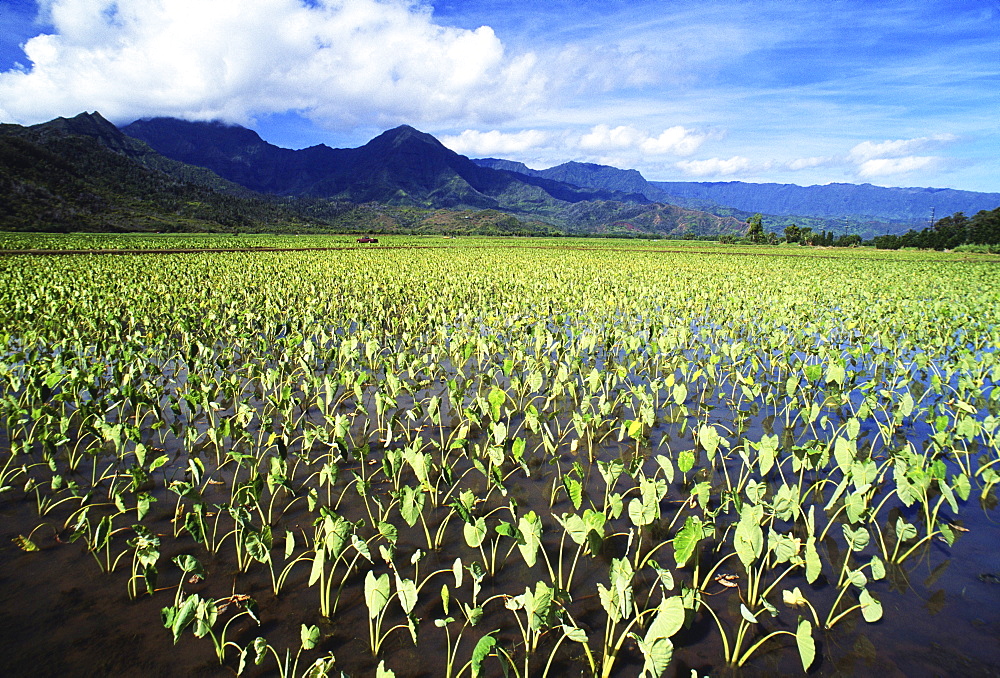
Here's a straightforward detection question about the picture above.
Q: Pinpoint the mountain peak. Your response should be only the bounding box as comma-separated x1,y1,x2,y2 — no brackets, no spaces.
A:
32,111,119,137
369,124,443,149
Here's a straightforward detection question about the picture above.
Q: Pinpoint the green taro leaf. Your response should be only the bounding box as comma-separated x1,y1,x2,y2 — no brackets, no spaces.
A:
826,361,846,387
167,594,200,643
379,520,398,544
698,424,722,460
843,524,870,552
677,449,696,474
300,623,320,650
645,596,685,642
870,556,886,581
308,544,325,587
733,503,764,569
471,633,497,678
859,588,883,622
487,387,506,421
755,433,778,476
396,575,418,615
740,603,758,624
636,635,674,678
629,497,656,528
399,486,425,527
563,624,588,644
364,571,391,619
805,537,822,583
13,535,38,552
796,617,815,671
526,581,554,631
517,511,542,567
834,436,856,474
563,475,583,510
655,454,675,484
464,517,487,549
673,515,703,568
896,517,918,542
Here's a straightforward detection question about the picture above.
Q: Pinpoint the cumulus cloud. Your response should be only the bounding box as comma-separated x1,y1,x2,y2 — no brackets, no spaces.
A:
579,124,708,156
675,156,754,177
439,129,551,156
0,0,547,127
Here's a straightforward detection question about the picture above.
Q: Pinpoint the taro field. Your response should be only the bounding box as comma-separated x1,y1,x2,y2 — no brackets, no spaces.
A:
1,236,999,677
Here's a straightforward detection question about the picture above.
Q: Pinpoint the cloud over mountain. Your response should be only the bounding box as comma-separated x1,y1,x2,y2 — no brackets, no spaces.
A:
0,0,546,127
0,1,994,192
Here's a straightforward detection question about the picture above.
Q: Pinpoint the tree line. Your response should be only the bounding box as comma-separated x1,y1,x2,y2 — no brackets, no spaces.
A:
873,208,1000,250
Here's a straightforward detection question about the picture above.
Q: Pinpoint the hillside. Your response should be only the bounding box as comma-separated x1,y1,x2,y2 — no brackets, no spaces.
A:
0,117,319,232
0,115,557,235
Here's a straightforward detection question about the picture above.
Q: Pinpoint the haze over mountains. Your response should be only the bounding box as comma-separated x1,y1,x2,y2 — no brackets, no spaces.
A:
2,111,998,238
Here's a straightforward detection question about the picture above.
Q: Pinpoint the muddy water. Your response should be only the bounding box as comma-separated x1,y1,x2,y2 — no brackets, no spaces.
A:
2,341,1000,677
2,423,999,678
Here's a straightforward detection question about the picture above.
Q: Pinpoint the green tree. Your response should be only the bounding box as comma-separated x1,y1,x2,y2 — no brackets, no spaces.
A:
746,213,765,243
784,223,801,243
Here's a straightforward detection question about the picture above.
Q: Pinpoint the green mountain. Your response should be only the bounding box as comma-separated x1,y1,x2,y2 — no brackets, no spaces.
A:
0,113,336,232
119,117,744,235
0,112,744,237
121,118,651,209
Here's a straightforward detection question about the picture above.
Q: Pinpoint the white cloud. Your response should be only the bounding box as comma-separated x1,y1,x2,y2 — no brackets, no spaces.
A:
439,129,550,156
786,156,833,170
0,0,547,127
843,134,956,179
848,134,957,163
579,124,643,151
675,156,754,177
578,124,708,156
856,156,939,178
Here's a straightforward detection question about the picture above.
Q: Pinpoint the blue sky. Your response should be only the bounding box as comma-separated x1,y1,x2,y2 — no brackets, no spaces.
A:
1,0,998,192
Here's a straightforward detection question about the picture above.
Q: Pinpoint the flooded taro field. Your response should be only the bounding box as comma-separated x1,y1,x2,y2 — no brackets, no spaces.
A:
1,236,999,677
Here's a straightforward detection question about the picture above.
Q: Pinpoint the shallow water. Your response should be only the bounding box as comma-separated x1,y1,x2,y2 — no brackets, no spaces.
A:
2,246,1000,677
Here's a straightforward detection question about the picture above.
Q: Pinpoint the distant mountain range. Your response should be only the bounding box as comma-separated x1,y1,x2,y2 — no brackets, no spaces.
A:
473,159,1000,234
2,111,996,238
649,181,1000,224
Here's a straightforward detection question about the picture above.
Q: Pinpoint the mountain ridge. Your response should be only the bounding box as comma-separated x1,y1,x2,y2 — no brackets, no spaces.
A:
475,157,999,228
14,111,992,239
120,118,651,211
650,180,1000,224
1,112,744,237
